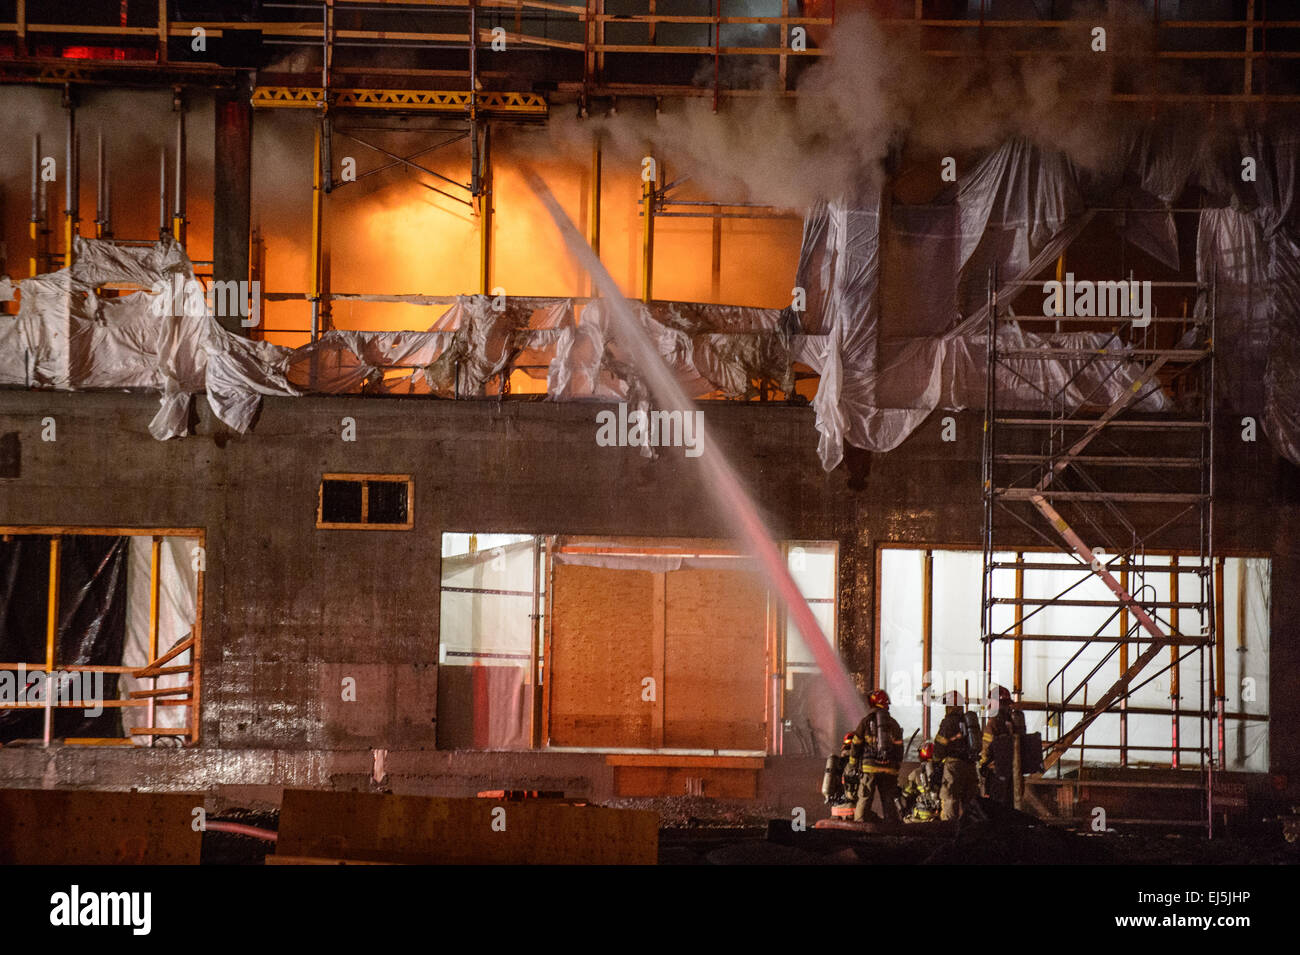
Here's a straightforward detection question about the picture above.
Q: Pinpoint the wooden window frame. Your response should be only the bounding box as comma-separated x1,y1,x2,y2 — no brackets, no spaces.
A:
316,473,414,531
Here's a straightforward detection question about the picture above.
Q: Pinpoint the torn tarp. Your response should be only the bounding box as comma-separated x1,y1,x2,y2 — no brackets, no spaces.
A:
1195,129,1300,465
0,235,210,440
796,132,1300,470
553,299,789,403
0,237,792,439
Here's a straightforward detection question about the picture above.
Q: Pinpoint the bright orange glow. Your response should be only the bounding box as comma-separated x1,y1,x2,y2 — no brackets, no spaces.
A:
253,127,802,338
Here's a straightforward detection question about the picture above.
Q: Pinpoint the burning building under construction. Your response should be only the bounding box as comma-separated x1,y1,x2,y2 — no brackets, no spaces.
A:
0,0,1297,883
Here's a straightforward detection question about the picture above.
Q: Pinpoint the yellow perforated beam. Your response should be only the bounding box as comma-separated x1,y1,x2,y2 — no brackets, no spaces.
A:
250,87,548,116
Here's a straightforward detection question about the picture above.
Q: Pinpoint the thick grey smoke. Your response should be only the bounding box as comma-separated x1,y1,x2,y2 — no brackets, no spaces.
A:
0,88,212,271
541,10,1144,210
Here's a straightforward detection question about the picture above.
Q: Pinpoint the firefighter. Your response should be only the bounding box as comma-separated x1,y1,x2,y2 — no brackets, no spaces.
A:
849,689,904,825
933,690,978,821
902,741,942,822
980,684,1018,806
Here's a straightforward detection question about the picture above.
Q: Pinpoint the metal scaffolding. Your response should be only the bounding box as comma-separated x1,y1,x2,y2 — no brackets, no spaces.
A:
0,4,1295,104
980,261,1218,828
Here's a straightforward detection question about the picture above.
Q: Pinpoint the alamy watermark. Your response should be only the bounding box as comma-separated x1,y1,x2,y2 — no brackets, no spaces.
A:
0,664,104,718
50,885,151,935
1042,272,1151,327
886,666,1005,709
149,274,261,327
595,402,704,458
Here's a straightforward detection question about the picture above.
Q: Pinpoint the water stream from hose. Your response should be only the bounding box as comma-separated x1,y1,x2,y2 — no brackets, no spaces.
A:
524,169,866,729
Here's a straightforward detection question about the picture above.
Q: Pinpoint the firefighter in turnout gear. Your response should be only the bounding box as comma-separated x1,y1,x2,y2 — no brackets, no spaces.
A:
850,689,904,825
933,690,978,821
902,742,942,822
980,685,1019,806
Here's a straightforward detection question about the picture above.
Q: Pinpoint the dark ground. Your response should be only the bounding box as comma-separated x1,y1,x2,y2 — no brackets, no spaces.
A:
198,798,1300,866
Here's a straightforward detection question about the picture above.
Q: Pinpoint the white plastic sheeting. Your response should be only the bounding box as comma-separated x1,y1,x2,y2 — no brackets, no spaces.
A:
550,299,789,401
791,139,1178,471
0,236,207,440
207,297,581,430
1195,130,1300,465
121,535,197,740
3,132,1297,472
1224,558,1270,772
781,541,839,757
789,132,1300,471
0,240,788,441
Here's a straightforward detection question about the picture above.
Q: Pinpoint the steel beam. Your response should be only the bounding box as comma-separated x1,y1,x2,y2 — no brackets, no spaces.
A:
478,125,492,296
171,92,186,246
213,85,253,334
43,536,60,747
309,117,327,341
640,160,655,303
63,95,76,268
251,87,548,117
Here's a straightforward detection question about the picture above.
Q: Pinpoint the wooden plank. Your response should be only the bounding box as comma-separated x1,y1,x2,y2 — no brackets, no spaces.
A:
651,572,665,749
0,526,203,537
43,536,58,746
127,684,193,699
267,855,398,865
147,537,161,731
922,549,932,737
605,754,764,769
0,700,150,709
322,472,413,482
530,536,543,748
315,521,414,531
138,635,194,673
19,23,158,35
480,27,585,52
764,552,783,754
0,790,203,864
274,790,658,865
541,537,555,746
156,0,167,62
130,727,191,735
0,664,141,673
192,534,203,745
131,664,192,678
63,738,135,746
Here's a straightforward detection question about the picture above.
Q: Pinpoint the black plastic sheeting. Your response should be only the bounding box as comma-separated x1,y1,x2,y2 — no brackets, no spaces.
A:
0,535,128,742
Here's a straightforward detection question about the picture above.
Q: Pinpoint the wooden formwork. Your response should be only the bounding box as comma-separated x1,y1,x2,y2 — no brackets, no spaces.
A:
0,789,204,864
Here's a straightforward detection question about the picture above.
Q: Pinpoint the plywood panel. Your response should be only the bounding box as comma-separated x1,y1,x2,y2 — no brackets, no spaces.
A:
549,563,655,747
275,790,658,864
0,789,203,864
664,568,768,750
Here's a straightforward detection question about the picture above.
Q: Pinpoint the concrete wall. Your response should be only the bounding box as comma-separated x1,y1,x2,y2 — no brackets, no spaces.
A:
0,390,1294,805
